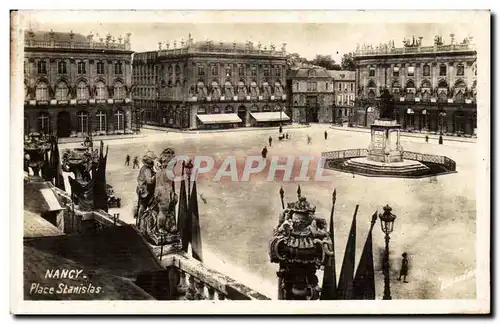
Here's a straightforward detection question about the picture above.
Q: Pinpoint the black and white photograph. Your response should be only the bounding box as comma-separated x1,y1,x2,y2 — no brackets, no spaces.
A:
9,9,490,315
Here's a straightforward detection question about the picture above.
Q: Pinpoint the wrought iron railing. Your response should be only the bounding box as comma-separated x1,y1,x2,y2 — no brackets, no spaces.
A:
321,149,368,160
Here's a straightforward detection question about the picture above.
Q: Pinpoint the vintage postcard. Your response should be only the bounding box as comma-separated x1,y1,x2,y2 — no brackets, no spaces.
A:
10,10,490,314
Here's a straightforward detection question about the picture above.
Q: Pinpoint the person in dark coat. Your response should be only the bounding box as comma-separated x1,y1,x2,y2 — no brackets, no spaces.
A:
268,135,273,147
398,252,409,283
279,125,283,134
132,156,140,169
425,135,429,143
307,135,312,145
261,146,268,159
324,130,328,140
125,154,130,166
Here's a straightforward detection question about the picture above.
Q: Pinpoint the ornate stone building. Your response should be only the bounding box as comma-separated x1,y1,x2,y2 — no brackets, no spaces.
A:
327,70,356,124
132,35,289,130
24,30,134,137
287,66,335,123
354,35,477,135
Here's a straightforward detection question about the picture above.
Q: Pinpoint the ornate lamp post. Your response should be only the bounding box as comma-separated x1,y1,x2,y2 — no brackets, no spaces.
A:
379,204,397,300
438,109,447,144
184,159,194,194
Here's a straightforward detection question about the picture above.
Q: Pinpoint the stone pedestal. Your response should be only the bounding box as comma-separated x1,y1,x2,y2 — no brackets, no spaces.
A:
367,119,403,163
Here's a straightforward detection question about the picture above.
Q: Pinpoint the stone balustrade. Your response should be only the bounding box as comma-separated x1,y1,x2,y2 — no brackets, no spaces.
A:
157,47,286,58
355,43,474,57
25,39,131,51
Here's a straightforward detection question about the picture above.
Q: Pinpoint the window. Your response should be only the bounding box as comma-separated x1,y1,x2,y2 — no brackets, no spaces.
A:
37,61,47,74
78,62,87,74
439,64,447,76
239,65,245,77
307,81,317,91
76,81,89,99
197,106,206,114
225,66,232,77
114,81,124,99
175,65,180,75
96,111,107,132
326,82,329,90
407,66,415,76
37,112,50,134
275,67,281,77
96,81,106,99
393,67,400,77
55,82,68,100
457,64,465,76
263,67,270,78
369,67,375,77
213,105,220,113
423,65,430,76
198,65,204,76
225,106,233,113
35,82,49,100
77,112,89,133
251,66,257,77
115,62,123,75
308,70,316,77
97,61,105,74
338,83,342,91
262,105,271,111
57,61,67,74
114,109,125,131
211,65,218,76
350,83,354,91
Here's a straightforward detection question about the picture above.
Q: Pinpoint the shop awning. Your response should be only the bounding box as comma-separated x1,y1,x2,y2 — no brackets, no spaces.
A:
197,113,242,124
250,112,290,122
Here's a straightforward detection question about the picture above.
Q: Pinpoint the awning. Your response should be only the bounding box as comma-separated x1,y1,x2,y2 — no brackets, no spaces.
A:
197,113,242,125
250,112,291,122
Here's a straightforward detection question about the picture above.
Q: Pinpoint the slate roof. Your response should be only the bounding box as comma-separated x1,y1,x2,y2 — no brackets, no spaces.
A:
24,225,163,279
24,245,155,300
288,66,332,79
327,70,356,80
24,181,64,215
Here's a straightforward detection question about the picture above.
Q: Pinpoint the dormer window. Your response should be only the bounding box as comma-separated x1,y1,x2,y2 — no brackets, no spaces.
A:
308,69,316,77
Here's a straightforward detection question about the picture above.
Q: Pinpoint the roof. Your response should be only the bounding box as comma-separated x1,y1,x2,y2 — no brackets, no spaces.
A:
197,113,242,124
24,181,64,214
24,30,88,43
24,209,64,238
24,225,163,278
327,70,356,80
250,112,290,122
24,245,155,300
288,66,332,79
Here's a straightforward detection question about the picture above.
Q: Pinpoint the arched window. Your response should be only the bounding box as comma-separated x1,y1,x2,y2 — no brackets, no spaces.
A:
57,61,67,74
77,111,89,133
250,105,259,112
275,104,282,111
114,81,124,99
96,81,107,99
37,112,50,134
55,82,68,100
96,110,107,132
454,79,466,89
212,105,220,113
438,80,448,89
35,81,49,100
225,106,233,113
406,80,415,89
421,79,432,88
114,109,125,131
76,81,89,99
367,80,376,88
263,105,271,111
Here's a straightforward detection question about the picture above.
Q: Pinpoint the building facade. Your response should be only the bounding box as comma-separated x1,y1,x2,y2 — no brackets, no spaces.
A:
354,35,477,135
24,30,135,138
287,66,334,123
328,70,356,124
133,36,289,130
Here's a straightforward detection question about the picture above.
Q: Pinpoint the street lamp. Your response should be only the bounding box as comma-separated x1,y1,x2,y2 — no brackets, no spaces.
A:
439,108,447,144
379,204,397,300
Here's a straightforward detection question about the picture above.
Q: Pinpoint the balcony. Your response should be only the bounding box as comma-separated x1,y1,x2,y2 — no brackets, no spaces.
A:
25,39,131,51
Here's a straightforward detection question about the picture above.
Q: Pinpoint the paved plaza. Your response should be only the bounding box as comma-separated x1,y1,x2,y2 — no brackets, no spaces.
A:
60,125,477,300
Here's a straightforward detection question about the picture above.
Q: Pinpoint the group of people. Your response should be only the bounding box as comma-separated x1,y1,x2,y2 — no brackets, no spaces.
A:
125,154,140,169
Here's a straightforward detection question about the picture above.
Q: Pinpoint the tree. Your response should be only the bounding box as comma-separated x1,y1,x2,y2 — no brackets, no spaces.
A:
341,52,356,71
286,53,308,67
310,55,338,70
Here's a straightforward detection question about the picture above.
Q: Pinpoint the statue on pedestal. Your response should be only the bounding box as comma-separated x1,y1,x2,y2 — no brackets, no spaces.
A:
378,88,395,120
269,190,334,300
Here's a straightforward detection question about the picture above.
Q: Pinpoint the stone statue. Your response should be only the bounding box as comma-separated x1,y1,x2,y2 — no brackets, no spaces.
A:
154,148,178,236
269,192,334,300
378,88,394,120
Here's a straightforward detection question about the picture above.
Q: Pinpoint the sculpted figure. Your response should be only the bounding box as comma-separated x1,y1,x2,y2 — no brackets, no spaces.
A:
154,148,178,234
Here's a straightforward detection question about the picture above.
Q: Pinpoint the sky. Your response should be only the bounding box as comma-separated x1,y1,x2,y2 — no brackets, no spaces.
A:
17,11,481,62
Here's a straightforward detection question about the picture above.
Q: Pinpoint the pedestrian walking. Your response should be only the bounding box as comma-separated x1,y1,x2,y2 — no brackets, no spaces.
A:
425,135,429,143
398,252,409,283
307,135,312,145
132,156,140,169
268,135,273,147
438,135,444,145
125,154,130,166
324,130,328,140
261,146,268,159
279,125,283,134
285,133,289,140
